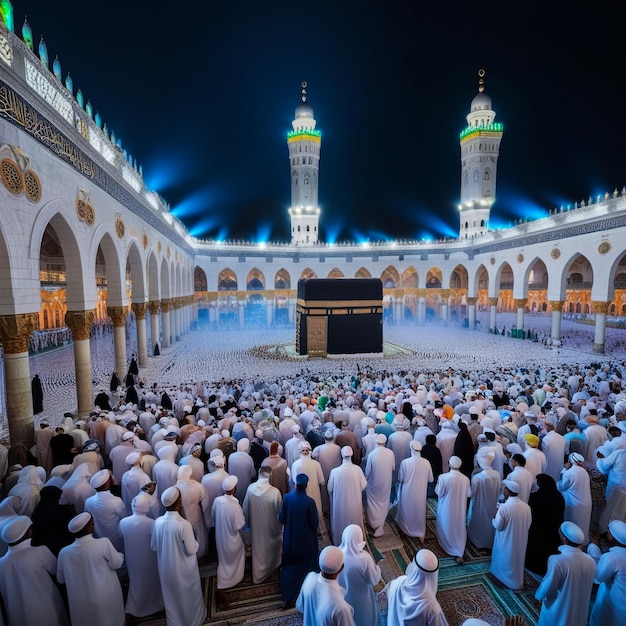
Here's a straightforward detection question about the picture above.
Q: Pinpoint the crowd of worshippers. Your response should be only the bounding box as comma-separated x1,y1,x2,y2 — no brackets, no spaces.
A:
0,361,626,625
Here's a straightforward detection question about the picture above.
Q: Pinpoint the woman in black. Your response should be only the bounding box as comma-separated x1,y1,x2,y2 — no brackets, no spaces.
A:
452,421,475,479
31,486,75,556
421,434,443,498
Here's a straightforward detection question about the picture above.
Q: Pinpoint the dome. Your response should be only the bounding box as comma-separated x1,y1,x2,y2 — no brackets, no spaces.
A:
471,91,492,112
295,103,314,118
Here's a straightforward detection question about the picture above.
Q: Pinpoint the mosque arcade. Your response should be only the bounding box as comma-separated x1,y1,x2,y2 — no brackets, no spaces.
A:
1,8,626,450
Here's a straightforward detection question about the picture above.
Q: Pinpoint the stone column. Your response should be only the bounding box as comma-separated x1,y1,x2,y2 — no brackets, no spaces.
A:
132,303,148,366
148,301,160,355
108,306,128,379
161,299,171,348
417,289,426,325
549,300,565,346
440,289,450,324
0,313,38,445
265,291,274,328
65,309,95,417
489,297,498,332
514,298,527,336
593,301,610,354
466,297,477,329
168,299,177,344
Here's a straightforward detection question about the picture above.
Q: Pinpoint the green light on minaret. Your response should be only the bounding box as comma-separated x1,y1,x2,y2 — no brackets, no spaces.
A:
0,0,14,32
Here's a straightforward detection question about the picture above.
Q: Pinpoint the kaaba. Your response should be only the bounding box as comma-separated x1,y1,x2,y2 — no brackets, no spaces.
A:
296,278,383,356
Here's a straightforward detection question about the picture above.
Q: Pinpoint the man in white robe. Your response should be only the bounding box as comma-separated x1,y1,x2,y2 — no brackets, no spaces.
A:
435,455,470,563
242,465,283,583
541,422,566,482
109,431,137,482
212,475,246,607
508,453,535,503
176,465,210,558
395,440,433,541
84,469,127,553
57,512,125,626
327,445,367,545
338,524,380,626
152,446,179,512
364,434,395,537
119,494,164,619
467,450,501,550
523,433,547,482
0,515,69,626
489,479,532,589
596,446,626,532
557,452,592,545
121,451,150,513
151,486,205,626
386,548,449,626
296,546,355,626
228,438,257,503
291,441,325,517
312,429,342,514
535,521,595,626
388,421,412,498
589,519,626,625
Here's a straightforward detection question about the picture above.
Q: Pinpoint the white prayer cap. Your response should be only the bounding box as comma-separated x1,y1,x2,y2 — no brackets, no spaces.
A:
211,456,225,469
414,548,439,572
284,407,294,417
1,515,32,544
291,424,301,433
502,479,520,494
222,475,238,492
122,431,135,441
157,447,175,461
376,433,387,444
324,430,334,440
90,469,111,489
569,452,584,464
449,455,462,469
609,520,626,545
237,438,250,452
341,445,353,457
210,448,224,459
221,430,231,437
319,545,344,574
68,512,92,534
83,441,100,452
126,452,140,466
177,465,192,481
299,440,312,452
132,494,151,514
161,486,181,507
560,521,584,544
410,440,422,452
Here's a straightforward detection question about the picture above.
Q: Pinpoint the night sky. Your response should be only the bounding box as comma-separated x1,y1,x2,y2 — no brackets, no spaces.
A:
16,1,626,242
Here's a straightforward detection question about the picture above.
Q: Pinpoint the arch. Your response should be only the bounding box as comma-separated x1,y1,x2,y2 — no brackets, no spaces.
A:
194,266,207,291
218,268,238,291
401,266,418,288
426,267,442,289
0,223,13,314
246,267,266,290
300,268,318,280
381,265,400,289
146,251,160,302
524,257,548,289
449,264,468,290
93,232,124,307
126,241,146,303
327,267,344,279
160,258,171,300
355,267,372,279
274,268,291,290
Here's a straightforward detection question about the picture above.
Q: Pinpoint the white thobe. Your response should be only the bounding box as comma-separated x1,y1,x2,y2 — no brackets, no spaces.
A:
364,445,395,534
201,469,229,529
535,545,596,626
179,454,205,482
557,465,592,544
121,466,151,514
523,447,547,482
589,545,626,626
395,453,433,538
291,455,325,517
177,477,210,558
338,547,380,626
490,496,532,589
583,424,608,464
84,490,127,553
475,441,506,477
0,540,68,626
242,477,283,583
151,511,204,626
119,513,164,617
435,468,470,558
413,425,435,447
312,442,342,513
285,436,304,470
228,451,257,503
597,448,626,531
328,460,368,545
435,429,457,472
388,430,413,486
542,431,566,482
212,493,246,589
467,467,501,549
109,443,136,482
152,459,179,510
296,572,355,626
508,466,534,503
57,535,125,626
60,467,96,513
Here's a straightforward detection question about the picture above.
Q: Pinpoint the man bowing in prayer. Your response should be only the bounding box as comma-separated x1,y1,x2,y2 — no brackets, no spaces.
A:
151,486,205,626
212,474,246,608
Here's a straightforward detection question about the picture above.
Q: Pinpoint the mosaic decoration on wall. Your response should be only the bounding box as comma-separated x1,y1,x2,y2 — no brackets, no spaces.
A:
115,212,125,238
76,188,95,226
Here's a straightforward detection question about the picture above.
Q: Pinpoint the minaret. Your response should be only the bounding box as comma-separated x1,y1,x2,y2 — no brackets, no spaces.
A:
288,82,321,245
459,69,503,239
